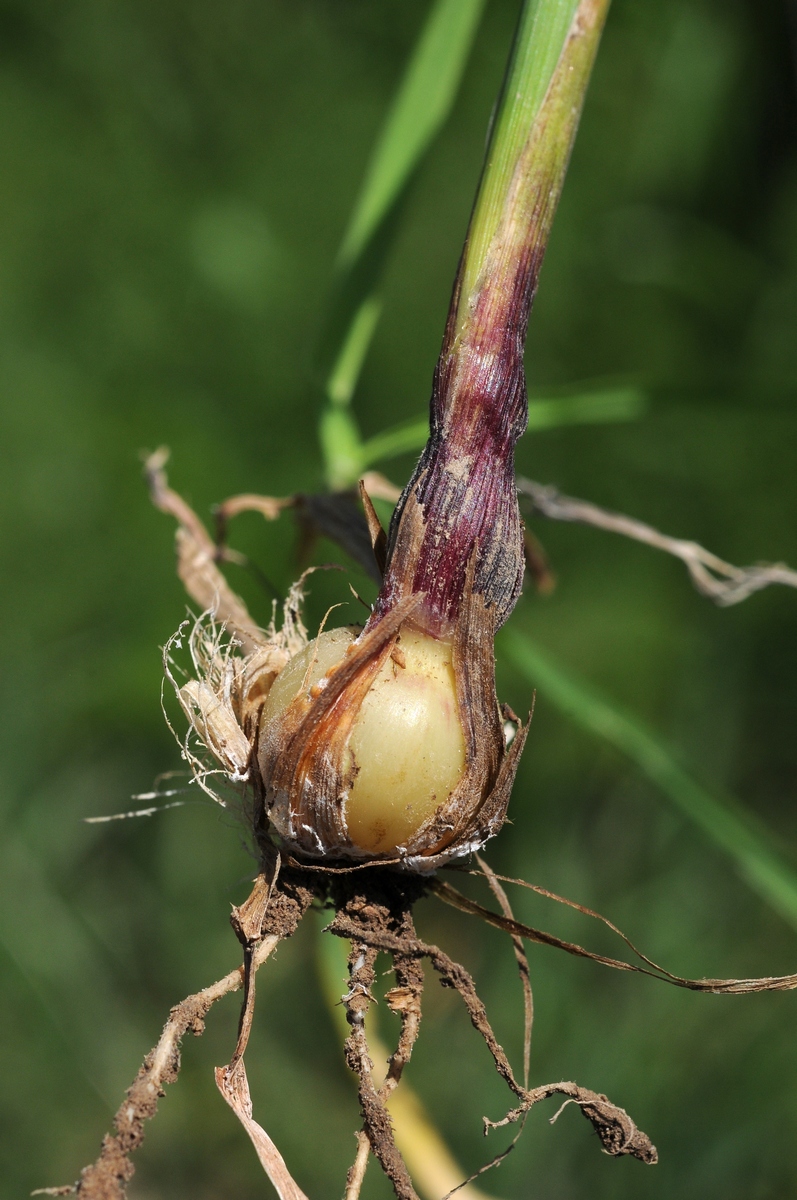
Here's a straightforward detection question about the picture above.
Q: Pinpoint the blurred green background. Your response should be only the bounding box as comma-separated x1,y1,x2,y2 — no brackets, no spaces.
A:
2,0,797,1196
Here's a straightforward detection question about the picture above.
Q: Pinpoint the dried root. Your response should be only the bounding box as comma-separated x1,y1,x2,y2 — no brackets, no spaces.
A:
432,874,797,994
518,476,797,606
58,849,797,1198
329,875,658,1186
44,870,313,1200
212,869,315,1200
336,891,426,1200
487,1082,657,1164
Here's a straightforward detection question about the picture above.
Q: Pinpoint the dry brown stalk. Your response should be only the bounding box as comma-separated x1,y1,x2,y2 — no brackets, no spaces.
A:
330,911,523,1099
214,1060,310,1200
212,871,314,1200
427,855,536,1196
382,930,425,1098
518,477,797,605
338,893,425,1200
476,853,533,1089
145,448,270,653
344,905,426,1200
487,1080,657,1163
344,1134,373,1200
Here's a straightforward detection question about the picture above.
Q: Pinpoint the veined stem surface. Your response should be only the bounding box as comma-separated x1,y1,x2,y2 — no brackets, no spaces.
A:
377,0,611,636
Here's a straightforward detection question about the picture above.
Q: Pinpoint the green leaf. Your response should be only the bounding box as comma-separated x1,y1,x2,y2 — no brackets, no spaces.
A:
359,416,430,469
526,386,647,430
319,408,364,492
501,628,797,930
318,0,487,488
338,0,487,271
358,387,646,471
326,296,383,408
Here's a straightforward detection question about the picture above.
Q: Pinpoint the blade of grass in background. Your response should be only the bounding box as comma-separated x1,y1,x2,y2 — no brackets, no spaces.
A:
337,0,486,272
501,628,797,930
526,385,647,430
318,0,487,489
321,0,617,487
358,385,647,470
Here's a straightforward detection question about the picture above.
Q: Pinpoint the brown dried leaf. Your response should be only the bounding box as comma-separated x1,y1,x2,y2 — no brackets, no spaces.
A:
145,449,268,654
179,680,252,780
215,1060,310,1200
359,479,388,577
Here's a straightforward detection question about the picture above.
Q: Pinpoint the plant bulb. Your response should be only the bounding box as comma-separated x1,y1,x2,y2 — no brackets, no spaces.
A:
261,625,466,854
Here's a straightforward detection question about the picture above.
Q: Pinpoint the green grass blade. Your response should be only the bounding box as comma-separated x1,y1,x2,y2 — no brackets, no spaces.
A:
359,417,430,468
326,296,383,408
358,387,646,470
318,0,487,488
318,408,364,491
321,0,617,489
526,386,647,430
338,0,487,271
500,628,797,929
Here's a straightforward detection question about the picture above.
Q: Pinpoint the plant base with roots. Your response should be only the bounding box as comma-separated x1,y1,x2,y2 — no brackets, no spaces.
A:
46,460,797,1199
46,857,657,1200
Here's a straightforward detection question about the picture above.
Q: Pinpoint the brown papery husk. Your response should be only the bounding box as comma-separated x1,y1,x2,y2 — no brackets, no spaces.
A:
394,561,529,869
257,558,528,871
258,595,421,858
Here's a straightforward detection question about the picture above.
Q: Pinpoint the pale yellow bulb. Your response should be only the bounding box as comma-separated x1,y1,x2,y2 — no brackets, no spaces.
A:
262,626,466,855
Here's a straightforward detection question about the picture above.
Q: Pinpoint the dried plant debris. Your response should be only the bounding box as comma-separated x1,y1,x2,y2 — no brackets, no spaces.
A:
52,844,797,1197
518,477,797,605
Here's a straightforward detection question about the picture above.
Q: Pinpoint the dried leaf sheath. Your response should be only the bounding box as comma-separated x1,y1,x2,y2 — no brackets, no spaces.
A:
260,596,422,856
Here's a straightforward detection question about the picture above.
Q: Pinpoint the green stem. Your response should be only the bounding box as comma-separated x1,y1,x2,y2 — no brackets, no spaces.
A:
372,0,612,635
455,0,611,343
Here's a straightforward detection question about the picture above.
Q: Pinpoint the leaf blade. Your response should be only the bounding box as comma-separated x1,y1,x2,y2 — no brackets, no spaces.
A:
318,0,488,488
501,628,797,930
358,387,646,470
338,0,487,270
